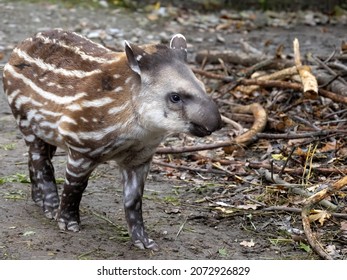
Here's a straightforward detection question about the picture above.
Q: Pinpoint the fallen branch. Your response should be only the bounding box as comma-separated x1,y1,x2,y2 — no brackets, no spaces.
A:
301,176,347,260
152,159,226,175
156,129,347,154
237,66,298,94
224,103,268,153
239,79,347,105
192,68,234,82
294,38,318,95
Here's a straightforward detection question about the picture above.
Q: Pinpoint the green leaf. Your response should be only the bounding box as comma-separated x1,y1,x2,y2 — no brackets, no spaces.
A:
299,241,312,253
218,248,228,256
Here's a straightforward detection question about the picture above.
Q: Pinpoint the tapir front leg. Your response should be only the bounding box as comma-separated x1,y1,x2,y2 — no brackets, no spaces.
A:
121,162,158,251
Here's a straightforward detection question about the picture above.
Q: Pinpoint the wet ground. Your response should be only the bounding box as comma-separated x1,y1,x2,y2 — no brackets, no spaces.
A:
0,1,346,260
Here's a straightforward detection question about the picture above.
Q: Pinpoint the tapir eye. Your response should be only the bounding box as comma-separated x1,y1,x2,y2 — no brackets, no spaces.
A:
169,93,182,103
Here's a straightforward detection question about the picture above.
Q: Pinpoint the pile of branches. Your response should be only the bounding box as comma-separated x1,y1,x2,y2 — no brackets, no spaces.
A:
156,38,347,259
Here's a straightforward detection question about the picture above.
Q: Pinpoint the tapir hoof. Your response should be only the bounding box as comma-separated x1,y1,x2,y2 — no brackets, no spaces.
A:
57,218,80,232
133,238,159,251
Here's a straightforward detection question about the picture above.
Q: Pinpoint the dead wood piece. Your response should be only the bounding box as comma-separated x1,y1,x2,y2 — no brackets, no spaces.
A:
224,103,267,154
156,129,346,155
237,66,297,94
192,68,234,82
315,72,347,96
239,79,347,105
221,115,243,132
293,38,318,95
301,176,347,260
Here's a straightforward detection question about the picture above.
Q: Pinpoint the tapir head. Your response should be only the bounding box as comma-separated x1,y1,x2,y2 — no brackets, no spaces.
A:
125,34,222,137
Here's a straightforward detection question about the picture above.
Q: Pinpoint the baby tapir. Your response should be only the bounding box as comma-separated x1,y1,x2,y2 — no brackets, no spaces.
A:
2,29,221,250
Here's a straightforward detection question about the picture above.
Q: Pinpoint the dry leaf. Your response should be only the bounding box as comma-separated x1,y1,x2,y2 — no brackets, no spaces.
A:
215,207,234,214
240,239,255,247
236,204,259,210
319,140,336,153
308,210,331,226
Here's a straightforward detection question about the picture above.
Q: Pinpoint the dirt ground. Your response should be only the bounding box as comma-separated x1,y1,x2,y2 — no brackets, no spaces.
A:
0,1,346,260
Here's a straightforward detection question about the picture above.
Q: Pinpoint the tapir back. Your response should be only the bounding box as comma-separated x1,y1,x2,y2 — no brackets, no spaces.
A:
3,29,139,154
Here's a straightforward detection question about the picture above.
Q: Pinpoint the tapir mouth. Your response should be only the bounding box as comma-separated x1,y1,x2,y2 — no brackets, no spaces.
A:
189,122,212,137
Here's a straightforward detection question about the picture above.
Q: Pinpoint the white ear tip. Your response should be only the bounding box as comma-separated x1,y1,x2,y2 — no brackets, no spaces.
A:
170,34,186,45
173,33,186,40
124,40,131,48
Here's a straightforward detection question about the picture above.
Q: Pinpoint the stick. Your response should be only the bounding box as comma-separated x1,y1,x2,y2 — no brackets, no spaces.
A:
260,169,337,210
224,103,268,153
263,206,347,219
152,160,226,175
293,38,318,95
156,129,347,154
301,176,347,260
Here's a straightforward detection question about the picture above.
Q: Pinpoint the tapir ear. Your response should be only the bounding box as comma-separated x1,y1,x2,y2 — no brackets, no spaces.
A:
124,40,142,76
170,34,187,61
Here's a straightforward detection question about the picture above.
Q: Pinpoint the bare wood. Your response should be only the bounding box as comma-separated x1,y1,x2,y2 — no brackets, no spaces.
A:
301,176,347,260
239,79,347,105
293,38,319,95
224,103,268,153
293,38,302,67
221,115,244,132
315,72,347,96
238,66,298,94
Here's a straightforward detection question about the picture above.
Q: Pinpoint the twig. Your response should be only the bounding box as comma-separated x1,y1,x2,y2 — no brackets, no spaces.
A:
260,169,337,210
156,129,346,154
237,66,298,94
278,146,296,178
152,159,226,175
263,206,347,219
301,176,347,260
192,68,234,82
257,130,346,139
176,217,188,239
221,115,244,132
239,58,275,78
311,55,347,86
156,142,232,154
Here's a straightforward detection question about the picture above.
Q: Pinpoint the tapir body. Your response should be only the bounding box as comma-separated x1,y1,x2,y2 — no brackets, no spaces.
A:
2,29,221,250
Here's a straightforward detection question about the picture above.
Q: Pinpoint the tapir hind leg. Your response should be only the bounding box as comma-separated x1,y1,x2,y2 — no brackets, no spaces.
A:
19,118,60,219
